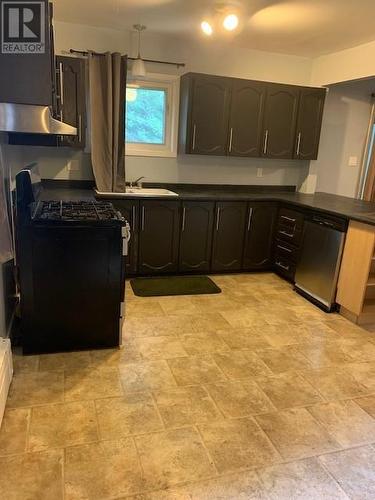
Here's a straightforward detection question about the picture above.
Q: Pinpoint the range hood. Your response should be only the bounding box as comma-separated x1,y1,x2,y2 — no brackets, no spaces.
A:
0,103,77,135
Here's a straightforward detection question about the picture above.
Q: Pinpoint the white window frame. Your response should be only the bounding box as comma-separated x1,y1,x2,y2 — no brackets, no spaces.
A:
125,73,180,158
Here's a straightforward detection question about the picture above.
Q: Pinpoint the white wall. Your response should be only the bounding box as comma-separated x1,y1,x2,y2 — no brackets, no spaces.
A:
311,40,375,86
309,79,374,198
0,21,313,188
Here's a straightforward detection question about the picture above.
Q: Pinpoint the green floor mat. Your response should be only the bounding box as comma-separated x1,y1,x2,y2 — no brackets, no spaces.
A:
130,276,222,297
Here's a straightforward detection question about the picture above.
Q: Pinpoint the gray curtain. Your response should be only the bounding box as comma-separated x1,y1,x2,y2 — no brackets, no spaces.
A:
88,52,127,192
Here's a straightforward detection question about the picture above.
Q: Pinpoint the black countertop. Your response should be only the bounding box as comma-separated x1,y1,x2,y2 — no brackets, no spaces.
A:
40,181,375,227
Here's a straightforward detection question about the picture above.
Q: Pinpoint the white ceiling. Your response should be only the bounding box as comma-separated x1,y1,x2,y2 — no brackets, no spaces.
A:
53,0,375,57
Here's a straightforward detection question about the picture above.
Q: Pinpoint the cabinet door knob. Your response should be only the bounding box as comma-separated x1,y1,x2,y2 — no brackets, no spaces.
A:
263,130,269,154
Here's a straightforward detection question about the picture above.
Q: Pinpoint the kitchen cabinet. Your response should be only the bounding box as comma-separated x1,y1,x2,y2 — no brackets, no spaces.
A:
179,201,215,272
179,74,231,155
294,88,326,160
243,202,277,270
179,73,326,161
138,201,180,274
262,84,300,159
211,202,247,271
228,80,266,157
56,56,86,148
112,200,139,275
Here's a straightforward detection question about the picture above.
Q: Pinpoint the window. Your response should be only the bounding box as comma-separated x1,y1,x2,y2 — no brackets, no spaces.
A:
125,75,179,157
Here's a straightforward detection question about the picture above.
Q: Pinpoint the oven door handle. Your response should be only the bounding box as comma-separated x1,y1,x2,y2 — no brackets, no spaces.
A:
122,223,131,256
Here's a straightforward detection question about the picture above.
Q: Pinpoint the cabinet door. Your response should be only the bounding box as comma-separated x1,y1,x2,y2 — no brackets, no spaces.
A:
139,201,180,275
228,80,266,157
243,202,277,270
211,202,247,272
179,202,215,272
189,75,231,155
112,200,139,275
295,88,326,160
262,84,299,159
56,56,86,148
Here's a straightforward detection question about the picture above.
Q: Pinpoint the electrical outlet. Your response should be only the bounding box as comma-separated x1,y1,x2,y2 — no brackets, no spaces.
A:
348,156,358,167
67,160,80,172
257,168,263,178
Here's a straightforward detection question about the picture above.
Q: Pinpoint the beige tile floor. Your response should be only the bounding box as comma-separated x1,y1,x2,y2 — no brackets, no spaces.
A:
2,273,375,498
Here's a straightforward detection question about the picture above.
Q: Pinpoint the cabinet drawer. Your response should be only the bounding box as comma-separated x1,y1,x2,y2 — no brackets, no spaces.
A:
274,253,297,282
274,239,299,263
277,208,304,246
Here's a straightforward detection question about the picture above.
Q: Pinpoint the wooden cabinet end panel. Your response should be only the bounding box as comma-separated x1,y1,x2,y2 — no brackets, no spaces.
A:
337,221,375,315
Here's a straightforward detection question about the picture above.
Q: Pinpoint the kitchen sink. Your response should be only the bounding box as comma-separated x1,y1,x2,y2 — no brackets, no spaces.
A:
95,188,179,198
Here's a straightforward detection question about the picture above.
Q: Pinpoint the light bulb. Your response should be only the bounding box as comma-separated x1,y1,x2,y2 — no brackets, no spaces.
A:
223,14,239,31
201,21,213,36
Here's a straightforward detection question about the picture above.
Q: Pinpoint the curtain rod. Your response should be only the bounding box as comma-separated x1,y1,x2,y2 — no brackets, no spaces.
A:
69,49,185,68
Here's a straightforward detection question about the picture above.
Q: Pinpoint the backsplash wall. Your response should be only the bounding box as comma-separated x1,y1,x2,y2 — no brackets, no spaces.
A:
3,144,309,187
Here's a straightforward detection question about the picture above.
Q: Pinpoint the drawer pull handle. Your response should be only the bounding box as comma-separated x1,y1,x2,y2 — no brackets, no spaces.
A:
216,207,221,231
279,230,294,238
277,245,292,253
276,261,290,271
281,215,296,223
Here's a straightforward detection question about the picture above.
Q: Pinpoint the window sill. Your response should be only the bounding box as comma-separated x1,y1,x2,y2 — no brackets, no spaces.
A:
125,149,177,159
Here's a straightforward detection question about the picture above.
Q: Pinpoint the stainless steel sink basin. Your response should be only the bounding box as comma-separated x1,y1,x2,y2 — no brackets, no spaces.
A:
95,188,179,198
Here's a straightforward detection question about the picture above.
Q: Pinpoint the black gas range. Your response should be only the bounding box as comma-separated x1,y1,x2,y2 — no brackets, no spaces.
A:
15,167,130,354
33,200,122,223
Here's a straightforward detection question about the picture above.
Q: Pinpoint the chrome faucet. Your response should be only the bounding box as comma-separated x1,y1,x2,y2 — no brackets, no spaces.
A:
134,176,146,188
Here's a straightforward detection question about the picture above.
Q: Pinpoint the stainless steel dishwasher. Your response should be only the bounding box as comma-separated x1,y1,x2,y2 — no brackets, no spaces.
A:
295,214,347,312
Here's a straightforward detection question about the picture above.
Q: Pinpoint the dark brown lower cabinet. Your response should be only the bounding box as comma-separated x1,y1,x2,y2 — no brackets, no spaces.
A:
211,202,247,272
243,202,277,270
179,202,215,272
138,201,180,275
112,200,139,275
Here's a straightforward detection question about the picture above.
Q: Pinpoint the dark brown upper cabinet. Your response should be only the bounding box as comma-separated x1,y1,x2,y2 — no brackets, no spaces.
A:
211,201,247,272
179,201,215,272
243,202,277,270
294,88,326,160
178,73,326,161
179,73,231,155
228,80,266,157
138,200,180,275
56,56,86,148
261,84,300,159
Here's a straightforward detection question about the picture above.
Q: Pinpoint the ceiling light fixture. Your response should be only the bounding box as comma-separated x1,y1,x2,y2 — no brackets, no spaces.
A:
131,24,147,77
223,14,239,31
201,21,213,36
